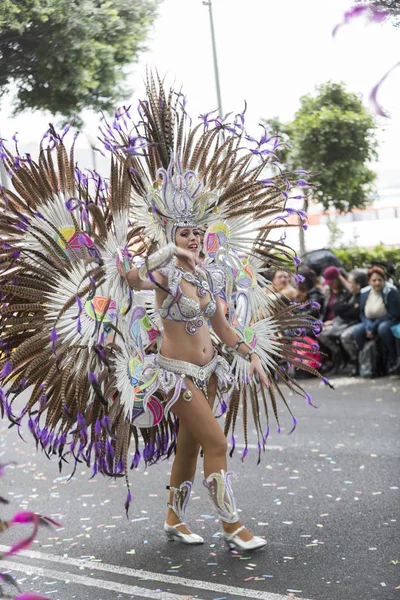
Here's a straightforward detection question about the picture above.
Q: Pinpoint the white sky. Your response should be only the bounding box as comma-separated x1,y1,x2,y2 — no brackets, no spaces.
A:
1,0,399,182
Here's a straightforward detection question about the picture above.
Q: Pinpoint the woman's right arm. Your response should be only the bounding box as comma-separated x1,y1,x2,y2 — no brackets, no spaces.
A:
119,243,177,291
122,243,197,290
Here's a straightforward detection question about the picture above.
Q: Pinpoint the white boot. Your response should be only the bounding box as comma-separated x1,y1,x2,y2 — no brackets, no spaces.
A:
203,470,266,551
164,480,204,545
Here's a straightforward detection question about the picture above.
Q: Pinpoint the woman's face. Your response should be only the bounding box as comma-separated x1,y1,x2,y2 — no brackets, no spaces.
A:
328,277,340,292
369,273,385,292
272,270,289,291
347,275,360,295
175,227,201,259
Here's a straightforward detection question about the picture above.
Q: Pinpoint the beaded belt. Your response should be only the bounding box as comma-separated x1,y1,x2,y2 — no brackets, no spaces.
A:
157,352,218,398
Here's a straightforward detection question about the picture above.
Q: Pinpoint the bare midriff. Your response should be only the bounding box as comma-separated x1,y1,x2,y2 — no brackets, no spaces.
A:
156,277,215,366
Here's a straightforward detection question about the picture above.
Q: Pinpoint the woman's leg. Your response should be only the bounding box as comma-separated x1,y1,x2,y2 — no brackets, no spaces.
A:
170,378,254,542
318,324,340,359
165,422,200,534
352,323,367,350
165,374,220,533
377,320,397,364
340,324,359,361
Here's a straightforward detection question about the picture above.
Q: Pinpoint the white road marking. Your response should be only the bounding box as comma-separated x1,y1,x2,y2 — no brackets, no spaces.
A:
0,545,314,600
0,560,202,600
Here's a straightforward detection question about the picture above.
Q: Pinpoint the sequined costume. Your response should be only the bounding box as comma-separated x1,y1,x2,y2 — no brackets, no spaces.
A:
0,76,326,509
158,264,217,334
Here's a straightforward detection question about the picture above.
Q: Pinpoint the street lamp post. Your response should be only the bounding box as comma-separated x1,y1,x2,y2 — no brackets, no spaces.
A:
0,128,9,188
86,133,97,171
202,0,223,116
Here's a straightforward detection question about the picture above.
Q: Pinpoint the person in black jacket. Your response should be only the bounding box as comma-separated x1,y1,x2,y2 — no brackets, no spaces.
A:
334,270,368,375
296,268,325,321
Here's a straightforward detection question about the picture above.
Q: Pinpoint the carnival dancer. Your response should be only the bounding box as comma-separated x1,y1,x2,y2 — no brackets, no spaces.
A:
122,223,270,548
0,75,325,552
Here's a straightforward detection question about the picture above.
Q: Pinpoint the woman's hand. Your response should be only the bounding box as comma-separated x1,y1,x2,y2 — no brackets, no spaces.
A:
249,353,269,387
175,247,197,272
366,330,375,340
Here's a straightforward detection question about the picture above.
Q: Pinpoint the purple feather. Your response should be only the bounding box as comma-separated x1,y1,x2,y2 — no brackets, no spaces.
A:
369,61,400,118
305,393,318,408
229,434,236,458
94,419,101,436
62,404,72,418
288,416,298,434
240,445,248,462
88,372,97,385
78,234,88,247
125,489,132,518
82,208,89,224
333,4,389,37
65,197,79,211
132,450,141,469
0,361,13,379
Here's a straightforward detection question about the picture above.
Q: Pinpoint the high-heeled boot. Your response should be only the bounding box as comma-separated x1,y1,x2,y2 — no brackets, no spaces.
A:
164,480,204,544
203,470,266,551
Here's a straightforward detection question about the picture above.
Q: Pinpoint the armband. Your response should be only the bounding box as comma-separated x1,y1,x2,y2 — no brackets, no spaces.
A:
138,242,177,281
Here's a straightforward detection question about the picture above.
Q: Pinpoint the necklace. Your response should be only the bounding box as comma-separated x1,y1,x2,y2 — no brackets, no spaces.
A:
178,267,210,298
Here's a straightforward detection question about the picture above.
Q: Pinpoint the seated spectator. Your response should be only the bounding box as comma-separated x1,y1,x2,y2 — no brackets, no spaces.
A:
265,268,297,302
333,270,368,376
296,268,325,320
318,266,351,372
352,266,400,374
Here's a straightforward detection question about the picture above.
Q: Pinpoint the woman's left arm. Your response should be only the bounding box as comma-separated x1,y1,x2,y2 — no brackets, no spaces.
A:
209,298,269,385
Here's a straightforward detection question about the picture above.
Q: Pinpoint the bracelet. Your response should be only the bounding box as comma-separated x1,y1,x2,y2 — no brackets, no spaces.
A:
229,337,258,360
138,242,177,281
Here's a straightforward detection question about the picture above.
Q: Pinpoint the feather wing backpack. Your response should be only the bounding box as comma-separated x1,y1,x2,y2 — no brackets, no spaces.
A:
0,75,330,511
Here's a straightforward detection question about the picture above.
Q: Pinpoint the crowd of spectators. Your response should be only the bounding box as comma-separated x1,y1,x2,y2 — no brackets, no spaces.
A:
265,262,400,378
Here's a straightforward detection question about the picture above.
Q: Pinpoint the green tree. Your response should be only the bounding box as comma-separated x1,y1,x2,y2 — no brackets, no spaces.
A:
263,82,378,255
0,0,160,126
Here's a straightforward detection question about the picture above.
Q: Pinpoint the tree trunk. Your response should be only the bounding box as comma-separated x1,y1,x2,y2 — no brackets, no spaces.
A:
298,196,309,257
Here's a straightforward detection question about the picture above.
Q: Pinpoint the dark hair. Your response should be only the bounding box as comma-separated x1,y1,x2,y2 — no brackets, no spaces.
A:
264,268,287,282
367,266,387,281
350,269,368,289
298,268,318,291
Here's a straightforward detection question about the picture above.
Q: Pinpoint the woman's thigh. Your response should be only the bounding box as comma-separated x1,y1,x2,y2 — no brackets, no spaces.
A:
206,373,218,411
352,322,366,339
170,378,226,451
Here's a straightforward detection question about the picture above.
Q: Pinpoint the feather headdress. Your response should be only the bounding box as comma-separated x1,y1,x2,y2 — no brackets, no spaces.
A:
0,73,325,510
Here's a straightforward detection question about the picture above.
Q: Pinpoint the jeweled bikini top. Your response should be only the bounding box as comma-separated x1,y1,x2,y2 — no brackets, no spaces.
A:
158,265,217,335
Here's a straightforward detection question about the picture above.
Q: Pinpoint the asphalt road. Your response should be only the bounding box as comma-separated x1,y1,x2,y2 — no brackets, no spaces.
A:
0,374,399,600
